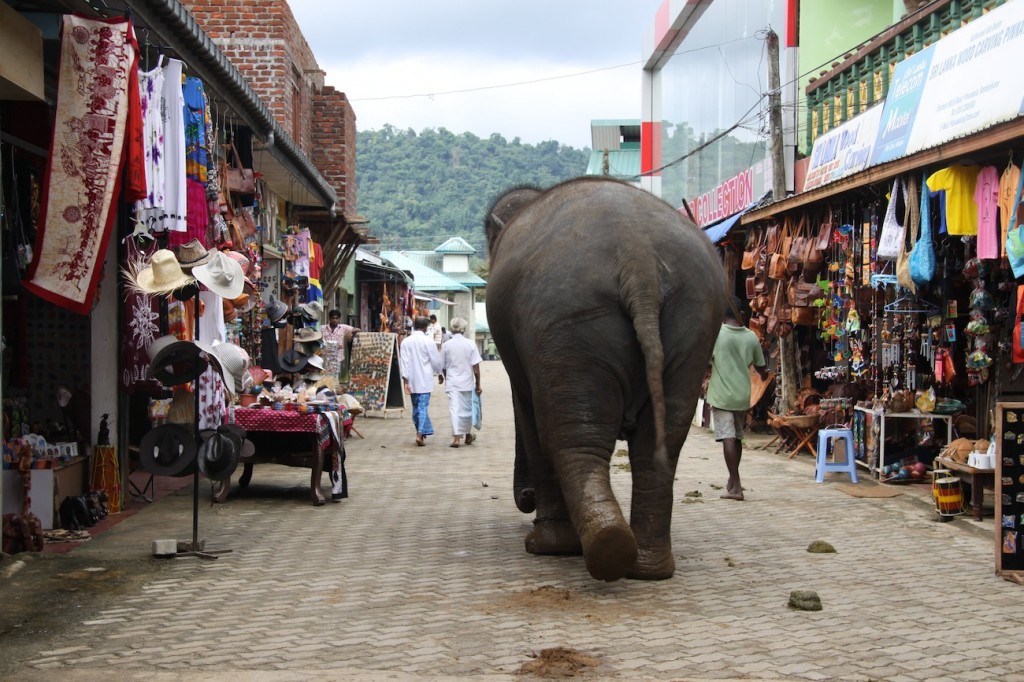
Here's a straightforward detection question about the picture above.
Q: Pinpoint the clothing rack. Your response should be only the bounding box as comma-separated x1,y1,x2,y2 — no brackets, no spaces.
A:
884,293,939,314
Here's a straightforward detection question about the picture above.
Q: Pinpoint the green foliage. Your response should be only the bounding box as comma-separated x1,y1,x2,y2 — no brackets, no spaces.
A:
356,125,590,256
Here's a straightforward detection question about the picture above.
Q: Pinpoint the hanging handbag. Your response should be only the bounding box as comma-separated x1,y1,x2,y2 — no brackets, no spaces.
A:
1004,164,1024,279
877,176,906,260
896,175,919,292
815,209,835,251
909,171,936,286
226,138,256,195
741,230,759,270
769,220,790,280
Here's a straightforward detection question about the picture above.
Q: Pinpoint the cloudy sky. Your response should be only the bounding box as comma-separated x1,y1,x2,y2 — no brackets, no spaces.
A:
289,1,664,149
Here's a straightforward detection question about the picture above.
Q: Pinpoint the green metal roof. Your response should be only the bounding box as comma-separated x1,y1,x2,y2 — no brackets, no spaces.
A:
585,149,641,180
396,250,487,288
380,251,469,293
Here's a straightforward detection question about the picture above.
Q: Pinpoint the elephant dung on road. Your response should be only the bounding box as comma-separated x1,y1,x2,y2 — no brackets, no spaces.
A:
485,177,726,582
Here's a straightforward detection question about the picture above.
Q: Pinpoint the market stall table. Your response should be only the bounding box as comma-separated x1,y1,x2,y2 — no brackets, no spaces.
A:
218,407,350,506
854,406,954,478
934,456,995,521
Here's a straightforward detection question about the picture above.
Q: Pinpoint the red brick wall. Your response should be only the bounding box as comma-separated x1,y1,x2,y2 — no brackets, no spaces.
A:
312,86,357,219
181,0,323,150
181,0,354,216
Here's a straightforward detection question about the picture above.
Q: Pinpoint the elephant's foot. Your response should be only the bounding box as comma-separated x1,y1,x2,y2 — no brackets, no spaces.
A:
515,487,536,513
624,545,675,580
525,517,582,555
584,523,638,582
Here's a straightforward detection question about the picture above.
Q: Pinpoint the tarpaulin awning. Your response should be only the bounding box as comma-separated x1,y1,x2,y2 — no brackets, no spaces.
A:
702,200,759,244
414,293,455,305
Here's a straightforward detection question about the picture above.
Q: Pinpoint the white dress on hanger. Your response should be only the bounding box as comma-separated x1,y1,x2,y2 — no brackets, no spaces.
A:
137,58,186,233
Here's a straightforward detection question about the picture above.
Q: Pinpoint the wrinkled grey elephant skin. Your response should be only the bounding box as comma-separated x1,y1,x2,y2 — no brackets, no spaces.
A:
485,177,725,582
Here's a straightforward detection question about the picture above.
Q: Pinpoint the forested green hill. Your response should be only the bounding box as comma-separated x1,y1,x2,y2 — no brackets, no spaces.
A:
355,125,590,256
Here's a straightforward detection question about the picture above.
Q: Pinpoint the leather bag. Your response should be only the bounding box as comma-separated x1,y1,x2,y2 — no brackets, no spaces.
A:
768,221,790,280
741,230,759,270
226,139,256,195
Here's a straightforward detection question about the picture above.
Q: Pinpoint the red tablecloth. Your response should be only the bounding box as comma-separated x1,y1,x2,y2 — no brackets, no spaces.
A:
232,408,331,452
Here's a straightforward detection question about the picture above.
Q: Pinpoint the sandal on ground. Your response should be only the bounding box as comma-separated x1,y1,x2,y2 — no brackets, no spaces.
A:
464,434,474,445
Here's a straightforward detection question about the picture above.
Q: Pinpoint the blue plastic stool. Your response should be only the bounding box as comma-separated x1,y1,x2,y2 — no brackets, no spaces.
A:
815,427,858,483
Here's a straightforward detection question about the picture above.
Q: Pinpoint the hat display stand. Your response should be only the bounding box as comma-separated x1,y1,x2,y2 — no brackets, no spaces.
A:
177,290,232,561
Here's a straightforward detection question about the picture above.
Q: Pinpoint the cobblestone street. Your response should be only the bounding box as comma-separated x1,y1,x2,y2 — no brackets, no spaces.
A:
1,360,1021,681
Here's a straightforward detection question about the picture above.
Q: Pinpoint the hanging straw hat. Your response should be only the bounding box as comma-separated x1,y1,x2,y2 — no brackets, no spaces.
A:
128,249,194,295
294,326,323,343
146,336,208,387
299,300,324,322
139,423,197,477
196,428,241,482
195,340,250,397
266,295,288,324
193,251,245,300
173,239,215,271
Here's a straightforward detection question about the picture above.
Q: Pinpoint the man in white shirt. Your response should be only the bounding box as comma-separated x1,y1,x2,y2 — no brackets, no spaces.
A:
399,316,444,446
427,314,443,350
442,317,482,448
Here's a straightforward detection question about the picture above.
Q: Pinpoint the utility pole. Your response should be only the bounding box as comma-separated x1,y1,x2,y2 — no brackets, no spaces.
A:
766,27,796,413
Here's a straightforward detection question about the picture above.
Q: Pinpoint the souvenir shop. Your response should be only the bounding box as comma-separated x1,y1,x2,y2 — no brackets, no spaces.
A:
2,10,353,543
727,130,1024,495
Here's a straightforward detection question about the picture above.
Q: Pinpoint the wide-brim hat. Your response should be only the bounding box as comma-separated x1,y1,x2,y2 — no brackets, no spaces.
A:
196,340,250,397
279,349,308,373
193,251,245,300
299,300,324,322
147,336,208,386
294,326,323,343
196,429,241,482
306,354,325,371
173,239,215,271
133,249,195,295
139,423,197,477
266,295,288,324
218,424,256,459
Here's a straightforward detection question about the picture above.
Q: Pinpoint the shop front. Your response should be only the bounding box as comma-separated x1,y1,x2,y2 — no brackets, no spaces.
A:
2,0,363,544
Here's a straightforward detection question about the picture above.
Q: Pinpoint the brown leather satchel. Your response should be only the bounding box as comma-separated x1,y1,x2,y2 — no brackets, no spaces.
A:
768,221,791,280
226,139,256,195
741,230,759,270
791,305,820,326
788,280,820,308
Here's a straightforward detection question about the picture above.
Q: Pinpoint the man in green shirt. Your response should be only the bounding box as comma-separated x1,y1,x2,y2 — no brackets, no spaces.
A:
707,304,768,501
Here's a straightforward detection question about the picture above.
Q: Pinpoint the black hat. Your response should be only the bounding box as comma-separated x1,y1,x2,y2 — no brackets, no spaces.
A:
218,424,255,459
139,424,197,477
279,348,309,373
197,428,242,482
147,336,209,387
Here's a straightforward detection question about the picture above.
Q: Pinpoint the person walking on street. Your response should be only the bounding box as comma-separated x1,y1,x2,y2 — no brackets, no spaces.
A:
427,314,443,350
400,316,444,446
485,338,498,361
706,302,767,501
442,317,482,448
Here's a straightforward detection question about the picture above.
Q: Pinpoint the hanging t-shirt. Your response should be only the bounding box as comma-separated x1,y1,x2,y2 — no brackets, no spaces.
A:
308,241,324,280
926,165,981,236
182,76,208,184
1000,163,1022,252
293,228,312,277
975,165,999,259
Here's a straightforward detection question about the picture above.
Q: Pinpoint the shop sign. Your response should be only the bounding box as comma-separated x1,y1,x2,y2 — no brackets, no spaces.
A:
691,160,770,226
804,104,883,190
871,0,1024,165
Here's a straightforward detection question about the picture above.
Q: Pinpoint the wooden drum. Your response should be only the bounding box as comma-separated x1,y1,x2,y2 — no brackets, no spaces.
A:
931,469,965,517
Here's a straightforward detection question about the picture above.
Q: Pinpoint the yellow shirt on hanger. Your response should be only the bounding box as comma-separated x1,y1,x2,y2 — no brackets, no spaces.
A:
926,165,982,236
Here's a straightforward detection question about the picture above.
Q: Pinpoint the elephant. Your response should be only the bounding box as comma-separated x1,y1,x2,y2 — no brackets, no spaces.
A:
484,177,726,582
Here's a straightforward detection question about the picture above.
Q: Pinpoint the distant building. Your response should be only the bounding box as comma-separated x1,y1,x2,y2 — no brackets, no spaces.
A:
586,119,641,186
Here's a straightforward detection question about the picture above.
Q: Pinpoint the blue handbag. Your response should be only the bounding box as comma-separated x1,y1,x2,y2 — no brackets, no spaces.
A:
1005,166,1024,278
909,172,936,286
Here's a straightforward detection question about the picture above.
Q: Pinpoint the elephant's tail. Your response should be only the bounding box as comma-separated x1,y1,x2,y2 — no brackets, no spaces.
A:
620,255,669,471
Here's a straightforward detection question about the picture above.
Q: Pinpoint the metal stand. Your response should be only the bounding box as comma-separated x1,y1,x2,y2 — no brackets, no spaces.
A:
176,286,231,561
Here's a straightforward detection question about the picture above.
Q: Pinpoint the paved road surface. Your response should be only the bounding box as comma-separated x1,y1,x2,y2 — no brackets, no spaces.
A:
1,360,1021,681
